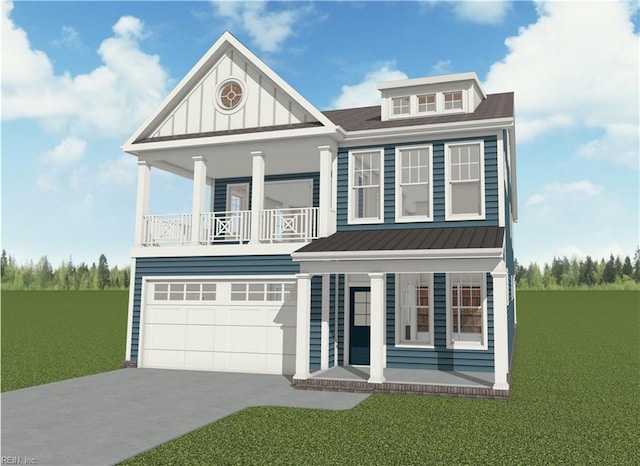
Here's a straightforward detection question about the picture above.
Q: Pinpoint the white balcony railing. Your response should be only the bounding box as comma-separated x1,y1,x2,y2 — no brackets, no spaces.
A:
260,207,319,243
142,213,192,246
141,208,318,246
200,210,251,244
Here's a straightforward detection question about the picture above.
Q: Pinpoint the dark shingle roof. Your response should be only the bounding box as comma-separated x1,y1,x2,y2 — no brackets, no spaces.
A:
322,92,514,131
295,226,504,254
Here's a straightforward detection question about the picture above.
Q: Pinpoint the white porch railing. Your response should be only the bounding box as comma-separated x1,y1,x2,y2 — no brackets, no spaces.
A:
260,207,319,243
142,214,192,246
200,210,251,244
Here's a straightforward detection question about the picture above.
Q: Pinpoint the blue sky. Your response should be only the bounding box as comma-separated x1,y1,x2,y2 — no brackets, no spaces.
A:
2,1,639,268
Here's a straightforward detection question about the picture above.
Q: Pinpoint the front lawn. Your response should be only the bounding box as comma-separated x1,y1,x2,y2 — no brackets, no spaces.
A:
120,291,640,465
1,290,128,392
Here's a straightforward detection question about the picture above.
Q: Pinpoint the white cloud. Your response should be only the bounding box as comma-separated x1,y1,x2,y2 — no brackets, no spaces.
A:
329,63,409,109
36,173,57,192
575,123,639,170
526,181,603,207
42,137,86,165
557,242,625,261
211,1,309,53
98,155,137,185
53,25,81,48
2,5,170,138
484,1,639,168
430,59,452,75
453,1,510,25
65,193,94,216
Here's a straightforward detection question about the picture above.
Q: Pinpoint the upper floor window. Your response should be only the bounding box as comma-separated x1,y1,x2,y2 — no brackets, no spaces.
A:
395,145,432,222
444,91,463,111
348,149,384,224
392,97,410,115
445,141,485,221
418,94,436,113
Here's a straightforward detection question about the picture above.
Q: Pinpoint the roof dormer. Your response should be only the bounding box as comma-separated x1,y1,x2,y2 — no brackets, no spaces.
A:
377,72,486,121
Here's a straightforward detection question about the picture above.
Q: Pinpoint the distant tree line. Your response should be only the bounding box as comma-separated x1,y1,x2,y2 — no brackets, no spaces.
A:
1,250,130,290
516,248,640,290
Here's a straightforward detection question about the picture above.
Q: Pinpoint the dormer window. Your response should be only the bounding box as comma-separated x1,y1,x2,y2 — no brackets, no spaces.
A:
444,91,463,111
418,94,436,113
392,97,410,115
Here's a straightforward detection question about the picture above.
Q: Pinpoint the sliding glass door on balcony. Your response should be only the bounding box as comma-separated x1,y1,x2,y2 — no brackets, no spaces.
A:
262,180,316,242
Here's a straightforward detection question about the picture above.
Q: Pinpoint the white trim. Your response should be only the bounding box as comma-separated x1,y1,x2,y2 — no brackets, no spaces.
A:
300,257,502,275
134,161,151,246
333,274,339,367
131,242,307,258
214,78,247,115
318,145,335,237
347,148,385,225
125,259,137,361
368,272,386,384
497,131,506,228
377,72,485,97
250,151,265,244
321,274,330,370
491,267,509,390
395,272,435,348
293,273,312,380
395,144,433,223
445,273,488,351
444,139,486,221
191,156,207,244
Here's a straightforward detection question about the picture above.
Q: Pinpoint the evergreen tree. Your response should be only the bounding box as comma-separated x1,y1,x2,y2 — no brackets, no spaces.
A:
603,255,616,284
634,248,640,282
1,249,7,281
614,256,623,281
66,259,76,290
35,256,54,289
97,254,110,290
581,256,597,286
622,256,633,277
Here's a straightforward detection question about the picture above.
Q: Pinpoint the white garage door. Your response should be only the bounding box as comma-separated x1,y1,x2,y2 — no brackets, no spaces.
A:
140,279,296,375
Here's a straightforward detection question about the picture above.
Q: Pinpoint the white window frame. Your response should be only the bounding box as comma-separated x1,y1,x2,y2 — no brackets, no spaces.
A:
348,148,384,224
395,273,434,348
391,96,410,115
446,273,488,350
443,90,464,113
395,144,433,223
445,140,485,221
417,94,437,114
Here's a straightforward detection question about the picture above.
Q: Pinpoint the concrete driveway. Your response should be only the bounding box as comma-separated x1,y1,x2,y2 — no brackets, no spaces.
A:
1,369,369,466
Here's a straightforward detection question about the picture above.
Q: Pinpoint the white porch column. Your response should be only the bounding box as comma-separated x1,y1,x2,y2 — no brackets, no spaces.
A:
250,151,265,244
294,273,312,380
209,178,216,212
318,145,335,237
190,156,207,245
320,274,330,370
134,161,151,246
368,272,386,384
492,266,510,390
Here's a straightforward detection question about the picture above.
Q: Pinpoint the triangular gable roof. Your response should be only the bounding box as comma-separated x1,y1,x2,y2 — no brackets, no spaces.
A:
123,31,336,150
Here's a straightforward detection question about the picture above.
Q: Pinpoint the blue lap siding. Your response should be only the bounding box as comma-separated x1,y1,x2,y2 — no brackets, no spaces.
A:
130,255,300,361
385,272,495,372
337,136,499,230
309,275,322,369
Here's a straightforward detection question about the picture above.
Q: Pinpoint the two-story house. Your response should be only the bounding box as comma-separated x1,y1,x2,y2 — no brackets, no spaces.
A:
122,32,517,399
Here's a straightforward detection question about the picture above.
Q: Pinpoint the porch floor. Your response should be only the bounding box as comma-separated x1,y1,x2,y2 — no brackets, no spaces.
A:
292,366,508,400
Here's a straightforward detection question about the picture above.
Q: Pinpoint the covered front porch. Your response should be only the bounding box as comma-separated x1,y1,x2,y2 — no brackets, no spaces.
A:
290,227,511,398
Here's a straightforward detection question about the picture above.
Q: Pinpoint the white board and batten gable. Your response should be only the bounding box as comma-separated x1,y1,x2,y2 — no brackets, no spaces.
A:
123,31,338,152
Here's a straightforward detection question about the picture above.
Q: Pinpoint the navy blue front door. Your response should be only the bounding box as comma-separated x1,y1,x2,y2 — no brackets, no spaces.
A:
349,287,371,365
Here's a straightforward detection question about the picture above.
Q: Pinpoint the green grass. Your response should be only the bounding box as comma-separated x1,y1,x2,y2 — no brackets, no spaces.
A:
119,291,640,465
1,290,128,392
2,290,638,464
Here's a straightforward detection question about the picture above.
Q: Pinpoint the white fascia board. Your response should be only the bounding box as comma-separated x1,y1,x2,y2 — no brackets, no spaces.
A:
509,125,518,222
143,274,296,282
292,247,504,262
340,118,514,146
299,257,503,275
131,242,306,258
124,126,343,155
123,31,336,149
377,72,480,90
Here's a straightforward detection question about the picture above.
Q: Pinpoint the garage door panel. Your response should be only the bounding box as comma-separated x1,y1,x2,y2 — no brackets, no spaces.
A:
227,352,268,372
267,306,296,327
145,324,186,350
144,349,185,368
282,326,296,354
228,326,267,353
186,308,216,325
228,307,268,326
146,306,186,325
185,326,215,351
184,351,215,370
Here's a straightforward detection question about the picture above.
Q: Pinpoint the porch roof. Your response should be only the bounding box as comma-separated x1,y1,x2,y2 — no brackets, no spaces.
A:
295,226,504,254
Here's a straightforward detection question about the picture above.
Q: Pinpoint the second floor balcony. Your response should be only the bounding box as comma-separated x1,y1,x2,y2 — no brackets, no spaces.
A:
141,207,319,247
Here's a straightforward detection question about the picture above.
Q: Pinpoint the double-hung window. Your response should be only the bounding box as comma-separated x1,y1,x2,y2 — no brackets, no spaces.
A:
349,149,383,223
395,145,432,222
447,273,487,349
397,273,434,346
445,141,485,220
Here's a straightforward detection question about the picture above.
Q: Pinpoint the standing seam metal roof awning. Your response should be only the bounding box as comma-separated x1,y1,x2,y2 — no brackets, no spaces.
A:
295,226,504,254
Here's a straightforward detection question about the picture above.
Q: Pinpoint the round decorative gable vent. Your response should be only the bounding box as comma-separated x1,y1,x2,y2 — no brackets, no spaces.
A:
215,79,246,113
